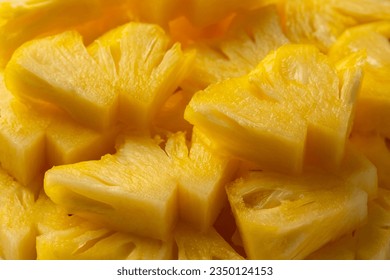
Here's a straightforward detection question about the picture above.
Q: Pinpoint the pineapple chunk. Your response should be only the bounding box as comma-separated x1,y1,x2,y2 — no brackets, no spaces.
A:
185,44,363,173
183,5,289,91
35,194,174,260
165,129,237,230
0,0,131,67
88,22,194,130
0,167,36,259
0,73,118,186
174,223,244,260
5,31,118,130
329,22,390,137
350,132,390,189
44,135,178,240
226,147,375,259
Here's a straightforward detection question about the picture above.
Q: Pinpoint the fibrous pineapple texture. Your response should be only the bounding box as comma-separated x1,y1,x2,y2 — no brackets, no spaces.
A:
0,0,389,260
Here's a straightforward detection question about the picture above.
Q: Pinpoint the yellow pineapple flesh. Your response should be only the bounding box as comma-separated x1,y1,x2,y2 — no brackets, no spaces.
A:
185,44,363,173
226,164,370,259
350,132,390,189
88,22,194,130
183,5,289,91
165,129,237,231
329,21,390,137
0,0,132,67
44,134,178,240
355,188,390,259
0,74,50,185
35,193,174,260
0,167,36,259
5,30,118,130
174,223,244,260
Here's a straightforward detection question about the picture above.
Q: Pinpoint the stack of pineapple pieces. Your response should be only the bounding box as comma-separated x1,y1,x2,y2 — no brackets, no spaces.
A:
0,0,389,260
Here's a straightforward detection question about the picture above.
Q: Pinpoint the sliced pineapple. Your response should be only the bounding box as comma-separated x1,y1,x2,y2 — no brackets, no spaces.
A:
88,22,194,130
0,167,36,260
44,134,178,240
183,5,289,91
5,31,118,130
174,223,244,260
185,44,363,173
165,128,237,231
226,146,375,259
0,73,118,186
0,0,132,67
329,21,390,137
35,193,174,260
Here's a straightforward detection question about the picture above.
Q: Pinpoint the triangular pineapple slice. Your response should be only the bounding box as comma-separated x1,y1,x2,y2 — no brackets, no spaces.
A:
0,0,131,67
183,5,289,91
174,223,244,260
35,193,174,260
165,128,237,231
0,167,36,260
355,188,390,259
44,134,178,240
350,132,390,189
329,21,390,137
226,147,375,259
185,44,363,173
0,73,119,186
88,22,194,130
5,30,118,130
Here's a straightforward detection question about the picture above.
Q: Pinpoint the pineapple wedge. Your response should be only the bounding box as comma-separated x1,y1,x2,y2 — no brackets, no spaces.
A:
185,44,363,173
0,73,118,186
329,21,390,137
0,0,131,67
174,223,244,260
0,167,36,260
183,5,289,91
35,193,174,260
88,22,194,130
5,31,118,130
44,134,178,240
165,129,237,231
226,147,375,259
